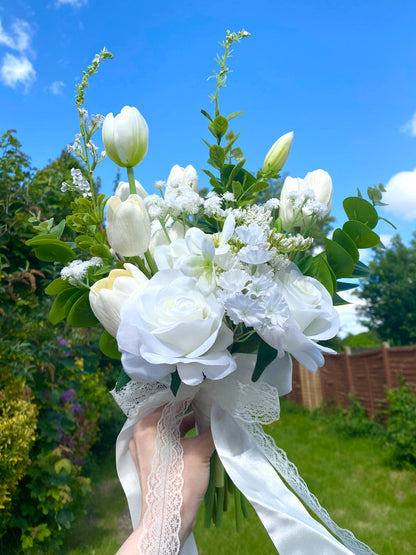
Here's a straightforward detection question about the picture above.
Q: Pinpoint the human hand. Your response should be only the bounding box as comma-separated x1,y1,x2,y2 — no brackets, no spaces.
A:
116,405,215,554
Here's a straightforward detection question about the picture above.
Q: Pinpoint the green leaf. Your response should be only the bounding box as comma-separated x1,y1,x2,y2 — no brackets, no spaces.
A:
50,219,66,239
231,180,243,198
227,111,244,121
67,291,98,327
115,369,131,391
351,260,371,277
45,278,72,296
90,244,112,258
201,109,213,121
296,254,313,274
212,115,228,140
252,340,277,382
332,228,359,263
26,234,77,263
305,254,336,296
170,370,181,396
32,242,77,263
343,220,380,248
325,238,355,278
333,292,349,306
336,280,358,291
26,233,61,245
208,145,226,170
49,288,83,325
343,197,378,229
231,147,244,161
99,330,121,359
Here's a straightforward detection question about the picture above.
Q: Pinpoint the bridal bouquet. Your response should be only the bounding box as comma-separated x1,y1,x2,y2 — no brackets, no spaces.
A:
27,32,387,554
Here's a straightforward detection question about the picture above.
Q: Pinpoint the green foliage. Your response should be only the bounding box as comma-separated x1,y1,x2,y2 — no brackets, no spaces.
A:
315,395,383,439
0,131,122,553
357,234,416,346
0,372,37,530
382,378,416,467
341,330,380,350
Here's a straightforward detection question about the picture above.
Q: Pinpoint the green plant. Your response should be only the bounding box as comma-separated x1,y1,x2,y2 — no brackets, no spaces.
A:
382,377,416,467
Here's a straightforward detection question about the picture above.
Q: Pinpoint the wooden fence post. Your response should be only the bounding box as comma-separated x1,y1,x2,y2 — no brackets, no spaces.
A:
382,341,392,388
344,346,353,393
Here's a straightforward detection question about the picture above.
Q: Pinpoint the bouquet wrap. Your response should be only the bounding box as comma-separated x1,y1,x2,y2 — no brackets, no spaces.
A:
113,354,376,555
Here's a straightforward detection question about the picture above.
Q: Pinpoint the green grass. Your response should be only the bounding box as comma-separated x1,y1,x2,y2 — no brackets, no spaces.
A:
61,401,416,554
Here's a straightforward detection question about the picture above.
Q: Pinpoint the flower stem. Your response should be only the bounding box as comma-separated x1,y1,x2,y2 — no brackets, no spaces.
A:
127,166,137,195
144,249,158,275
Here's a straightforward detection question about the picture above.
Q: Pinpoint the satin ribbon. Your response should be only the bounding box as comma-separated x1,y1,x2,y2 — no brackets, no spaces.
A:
113,354,376,555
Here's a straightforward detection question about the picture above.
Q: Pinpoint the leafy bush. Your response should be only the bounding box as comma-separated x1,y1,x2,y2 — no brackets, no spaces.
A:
313,394,383,439
0,372,37,532
382,378,416,467
0,131,123,553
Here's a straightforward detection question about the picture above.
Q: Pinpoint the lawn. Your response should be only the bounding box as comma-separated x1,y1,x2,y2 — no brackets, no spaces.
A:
61,401,416,555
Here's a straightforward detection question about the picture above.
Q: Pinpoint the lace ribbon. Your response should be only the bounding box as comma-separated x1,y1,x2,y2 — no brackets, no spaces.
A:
112,354,377,555
139,401,190,555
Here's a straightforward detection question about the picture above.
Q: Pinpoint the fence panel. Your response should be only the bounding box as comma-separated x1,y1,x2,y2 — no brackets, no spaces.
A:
288,344,416,415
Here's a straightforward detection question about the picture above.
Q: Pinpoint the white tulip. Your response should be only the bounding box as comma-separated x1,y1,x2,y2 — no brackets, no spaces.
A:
106,194,151,256
89,263,148,337
102,106,148,168
279,169,333,230
115,180,148,201
166,164,198,192
262,131,294,175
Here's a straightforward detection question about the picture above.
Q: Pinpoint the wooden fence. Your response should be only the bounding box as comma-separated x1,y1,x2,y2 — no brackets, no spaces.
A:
287,343,416,415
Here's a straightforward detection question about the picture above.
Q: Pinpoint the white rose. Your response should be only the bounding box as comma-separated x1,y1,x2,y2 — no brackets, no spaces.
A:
278,262,339,340
117,269,236,386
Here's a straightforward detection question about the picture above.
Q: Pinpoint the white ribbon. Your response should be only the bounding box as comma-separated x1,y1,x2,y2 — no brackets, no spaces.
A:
113,354,377,555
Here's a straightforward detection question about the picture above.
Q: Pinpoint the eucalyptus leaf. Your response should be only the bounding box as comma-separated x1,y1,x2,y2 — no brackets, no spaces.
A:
336,280,359,291
332,228,359,263
325,238,355,278
343,220,380,248
343,197,378,229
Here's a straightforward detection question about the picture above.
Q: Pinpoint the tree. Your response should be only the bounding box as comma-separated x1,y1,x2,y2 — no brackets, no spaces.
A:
357,234,416,346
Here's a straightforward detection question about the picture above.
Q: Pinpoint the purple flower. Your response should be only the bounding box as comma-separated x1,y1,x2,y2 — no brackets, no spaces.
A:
61,388,75,403
57,336,68,347
73,403,82,414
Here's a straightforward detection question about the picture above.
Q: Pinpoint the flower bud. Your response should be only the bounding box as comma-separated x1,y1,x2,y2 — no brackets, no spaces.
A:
102,106,148,168
280,169,333,230
262,131,294,175
106,194,151,256
89,263,148,337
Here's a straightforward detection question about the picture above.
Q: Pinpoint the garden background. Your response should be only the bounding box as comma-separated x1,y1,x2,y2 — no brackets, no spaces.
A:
1,0,416,553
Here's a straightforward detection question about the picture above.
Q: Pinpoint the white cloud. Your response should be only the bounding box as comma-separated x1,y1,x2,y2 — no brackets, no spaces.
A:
49,80,64,95
0,53,36,90
383,169,416,221
336,290,368,338
401,112,416,137
0,18,32,52
55,0,87,6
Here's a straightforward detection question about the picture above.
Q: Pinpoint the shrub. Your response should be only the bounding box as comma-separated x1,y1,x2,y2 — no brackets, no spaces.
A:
382,377,416,467
0,372,37,532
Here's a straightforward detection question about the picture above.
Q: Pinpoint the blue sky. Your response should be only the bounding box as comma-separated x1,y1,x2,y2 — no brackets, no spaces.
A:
1,0,416,335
